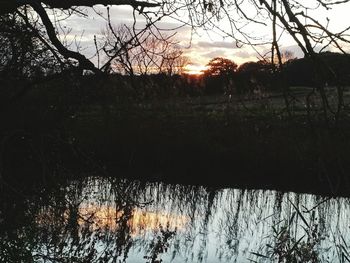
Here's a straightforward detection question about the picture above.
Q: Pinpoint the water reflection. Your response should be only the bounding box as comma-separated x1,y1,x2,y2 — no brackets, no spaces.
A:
1,177,350,262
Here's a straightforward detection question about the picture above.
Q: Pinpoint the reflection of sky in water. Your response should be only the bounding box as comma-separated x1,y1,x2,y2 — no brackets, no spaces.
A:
31,177,350,262
72,206,190,235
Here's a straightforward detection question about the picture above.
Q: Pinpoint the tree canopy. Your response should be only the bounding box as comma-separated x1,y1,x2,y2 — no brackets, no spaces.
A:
204,57,237,77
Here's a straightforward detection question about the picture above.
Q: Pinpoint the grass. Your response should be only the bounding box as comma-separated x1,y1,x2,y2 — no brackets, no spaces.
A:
250,199,332,262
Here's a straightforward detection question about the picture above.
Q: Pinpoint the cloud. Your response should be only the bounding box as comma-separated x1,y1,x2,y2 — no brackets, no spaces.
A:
196,40,238,49
188,61,204,67
51,7,275,67
232,50,253,59
259,44,305,59
181,40,260,65
203,49,227,58
56,6,190,61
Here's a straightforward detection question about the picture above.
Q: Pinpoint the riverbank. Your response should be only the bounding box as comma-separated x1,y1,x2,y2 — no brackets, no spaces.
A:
2,93,350,197
66,104,350,196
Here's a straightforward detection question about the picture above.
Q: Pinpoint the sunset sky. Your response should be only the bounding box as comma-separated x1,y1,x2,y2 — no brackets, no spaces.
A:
58,2,350,73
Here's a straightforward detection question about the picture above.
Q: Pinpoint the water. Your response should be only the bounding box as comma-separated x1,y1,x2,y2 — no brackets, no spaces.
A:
1,177,349,262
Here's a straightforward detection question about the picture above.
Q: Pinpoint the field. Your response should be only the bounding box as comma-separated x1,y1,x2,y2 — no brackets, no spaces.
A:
59,86,350,196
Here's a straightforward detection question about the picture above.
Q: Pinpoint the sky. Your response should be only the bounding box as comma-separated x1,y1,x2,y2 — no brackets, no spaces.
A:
56,1,350,73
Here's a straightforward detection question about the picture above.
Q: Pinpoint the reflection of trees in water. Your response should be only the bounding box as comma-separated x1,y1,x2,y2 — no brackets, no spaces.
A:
0,177,212,262
2,177,350,262
35,178,155,262
214,189,350,262
216,189,245,262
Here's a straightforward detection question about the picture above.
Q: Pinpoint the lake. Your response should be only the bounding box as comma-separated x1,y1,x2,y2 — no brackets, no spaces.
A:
1,176,349,262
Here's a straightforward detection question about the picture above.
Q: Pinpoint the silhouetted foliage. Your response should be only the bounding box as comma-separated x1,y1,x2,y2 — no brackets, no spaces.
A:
0,10,62,80
236,60,274,94
204,57,238,77
203,57,237,95
284,52,350,87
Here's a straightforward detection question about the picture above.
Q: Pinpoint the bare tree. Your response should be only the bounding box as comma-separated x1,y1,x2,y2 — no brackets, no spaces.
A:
162,51,190,75
102,23,189,76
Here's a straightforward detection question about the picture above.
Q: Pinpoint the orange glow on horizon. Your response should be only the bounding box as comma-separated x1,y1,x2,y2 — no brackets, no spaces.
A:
184,64,208,75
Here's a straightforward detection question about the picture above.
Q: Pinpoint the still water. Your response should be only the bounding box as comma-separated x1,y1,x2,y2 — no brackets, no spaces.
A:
1,177,349,262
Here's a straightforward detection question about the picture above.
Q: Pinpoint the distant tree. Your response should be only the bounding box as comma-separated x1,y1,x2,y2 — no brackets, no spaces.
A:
203,57,238,95
237,60,272,74
101,23,190,99
161,51,190,76
236,60,274,93
284,52,350,86
102,24,189,76
204,57,237,77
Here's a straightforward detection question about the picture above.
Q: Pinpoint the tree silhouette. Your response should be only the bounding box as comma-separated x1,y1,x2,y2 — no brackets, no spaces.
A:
204,57,237,77
102,24,188,76
203,57,237,95
236,60,274,93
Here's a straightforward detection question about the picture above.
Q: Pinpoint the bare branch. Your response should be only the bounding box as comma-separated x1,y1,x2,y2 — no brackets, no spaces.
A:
31,2,100,73
0,0,160,15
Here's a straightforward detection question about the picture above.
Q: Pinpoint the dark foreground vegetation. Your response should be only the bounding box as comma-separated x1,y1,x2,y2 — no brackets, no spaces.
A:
2,64,350,197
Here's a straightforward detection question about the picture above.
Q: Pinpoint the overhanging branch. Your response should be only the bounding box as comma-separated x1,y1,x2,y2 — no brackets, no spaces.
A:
0,0,160,15
44,0,160,9
31,2,100,73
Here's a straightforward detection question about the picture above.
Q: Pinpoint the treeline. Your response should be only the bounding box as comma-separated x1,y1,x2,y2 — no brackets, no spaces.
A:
2,53,350,116
284,52,350,86
200,53,350,96
80,52,350,101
